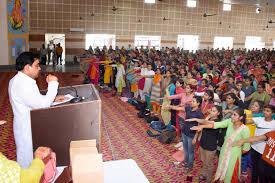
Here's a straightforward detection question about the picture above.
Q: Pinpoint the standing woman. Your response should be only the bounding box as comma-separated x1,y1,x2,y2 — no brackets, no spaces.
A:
161,76,177,126
115,60,126,96
191,108,251,183
166,84,194,121
162,70,172,92
187,105,223,182
217,93,239,155
150,68,163,115
138,62,148,101
200,90,215,117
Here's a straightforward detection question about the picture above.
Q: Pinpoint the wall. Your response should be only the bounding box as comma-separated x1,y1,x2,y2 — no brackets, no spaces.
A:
0,0,9,65
29,0,275,61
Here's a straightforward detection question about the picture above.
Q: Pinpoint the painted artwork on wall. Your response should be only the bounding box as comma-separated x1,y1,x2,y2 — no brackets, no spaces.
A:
7,0,28,34
10,38,27,60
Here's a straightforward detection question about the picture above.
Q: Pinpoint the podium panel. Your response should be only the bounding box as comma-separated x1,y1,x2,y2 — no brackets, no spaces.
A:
31,84,101,166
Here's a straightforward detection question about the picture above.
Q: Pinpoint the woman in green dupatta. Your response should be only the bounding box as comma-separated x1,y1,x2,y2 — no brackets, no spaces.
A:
190,108,250,183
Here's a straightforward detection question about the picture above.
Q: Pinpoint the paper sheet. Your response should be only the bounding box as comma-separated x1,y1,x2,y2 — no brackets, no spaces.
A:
51,94,74,106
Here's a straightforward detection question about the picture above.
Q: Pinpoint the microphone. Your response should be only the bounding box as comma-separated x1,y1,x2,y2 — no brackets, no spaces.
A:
69,86,83,103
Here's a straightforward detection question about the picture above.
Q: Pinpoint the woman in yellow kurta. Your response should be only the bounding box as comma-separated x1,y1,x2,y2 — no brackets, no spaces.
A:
0,120,50,183
101,59,113,85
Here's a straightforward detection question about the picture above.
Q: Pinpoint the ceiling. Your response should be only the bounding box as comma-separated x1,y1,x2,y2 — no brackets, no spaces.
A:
221,0,275,6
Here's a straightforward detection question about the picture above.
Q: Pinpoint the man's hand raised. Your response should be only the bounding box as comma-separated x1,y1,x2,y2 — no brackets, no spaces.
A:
46,74,58,83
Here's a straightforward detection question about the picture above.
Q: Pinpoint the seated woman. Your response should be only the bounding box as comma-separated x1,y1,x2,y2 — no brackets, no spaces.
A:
245,82,271,105
191,108,251,183
0,120,50,183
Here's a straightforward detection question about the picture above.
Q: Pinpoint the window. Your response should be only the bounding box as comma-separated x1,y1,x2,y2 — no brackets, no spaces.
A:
134,35,161,50
85,34,116,50
145,0,155,3
214,36,234,49
177,35,199,52
223,3,231,11
187,0,196,8
245,36,265,50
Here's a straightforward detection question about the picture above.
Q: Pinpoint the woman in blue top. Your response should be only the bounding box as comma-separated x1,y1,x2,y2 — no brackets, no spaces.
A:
172,96,204,172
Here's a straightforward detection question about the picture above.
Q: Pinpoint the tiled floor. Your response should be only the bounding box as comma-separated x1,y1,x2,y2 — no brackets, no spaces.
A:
0,62,81,73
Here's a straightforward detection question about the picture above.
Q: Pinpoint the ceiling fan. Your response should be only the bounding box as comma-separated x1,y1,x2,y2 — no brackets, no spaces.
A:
203,13,217,17
163,17,170,21
111,0,126,12
112,6,119,11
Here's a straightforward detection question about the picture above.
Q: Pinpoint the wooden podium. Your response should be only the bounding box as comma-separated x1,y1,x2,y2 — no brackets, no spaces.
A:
31,84,101,166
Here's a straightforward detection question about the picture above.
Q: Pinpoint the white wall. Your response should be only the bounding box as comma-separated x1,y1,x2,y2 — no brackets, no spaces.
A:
0,0,9,65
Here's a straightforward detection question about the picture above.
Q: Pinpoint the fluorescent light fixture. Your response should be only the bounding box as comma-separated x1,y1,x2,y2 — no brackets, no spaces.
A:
187,0,196,8
223,3,231,11
145,0,155,3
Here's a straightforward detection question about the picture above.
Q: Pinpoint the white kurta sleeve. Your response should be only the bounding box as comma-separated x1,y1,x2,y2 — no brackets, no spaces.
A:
16,81,59,109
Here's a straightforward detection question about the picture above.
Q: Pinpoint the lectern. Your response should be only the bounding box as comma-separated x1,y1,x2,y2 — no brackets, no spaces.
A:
31,84,101,166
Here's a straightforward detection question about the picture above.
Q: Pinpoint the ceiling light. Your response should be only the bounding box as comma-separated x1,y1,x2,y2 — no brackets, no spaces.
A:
187,0,196,8
223,3,231,11
145,0,155,3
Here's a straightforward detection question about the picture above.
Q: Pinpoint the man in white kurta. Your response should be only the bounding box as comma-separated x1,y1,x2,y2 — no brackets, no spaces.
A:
8,52,60,168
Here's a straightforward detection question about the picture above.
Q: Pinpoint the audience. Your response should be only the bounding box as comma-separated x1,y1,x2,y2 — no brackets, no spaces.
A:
3,46,273,182
81,46,274,182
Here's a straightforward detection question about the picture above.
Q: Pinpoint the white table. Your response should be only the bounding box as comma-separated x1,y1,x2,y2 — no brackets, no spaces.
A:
104,159,149,183
53,159,149,183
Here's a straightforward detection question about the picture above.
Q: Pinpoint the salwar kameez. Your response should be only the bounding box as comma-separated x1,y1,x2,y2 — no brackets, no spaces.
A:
115,64,126,93
150,74,162,114
214,119,250,183
161,85,173,125
104,64,112,84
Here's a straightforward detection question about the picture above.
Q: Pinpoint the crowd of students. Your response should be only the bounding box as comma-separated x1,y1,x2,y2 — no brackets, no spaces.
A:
84,46,274,183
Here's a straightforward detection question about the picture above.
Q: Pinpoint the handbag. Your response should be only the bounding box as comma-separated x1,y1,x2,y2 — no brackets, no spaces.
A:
40,151,57,183
158,128,176,144
150,121,165,131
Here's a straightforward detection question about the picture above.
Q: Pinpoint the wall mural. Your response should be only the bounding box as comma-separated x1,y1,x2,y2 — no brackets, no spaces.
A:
7,0,28,34
7,0,29,64
10,37,27,60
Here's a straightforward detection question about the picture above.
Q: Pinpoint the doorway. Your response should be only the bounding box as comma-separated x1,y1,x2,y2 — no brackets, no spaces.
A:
45,34,65,65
